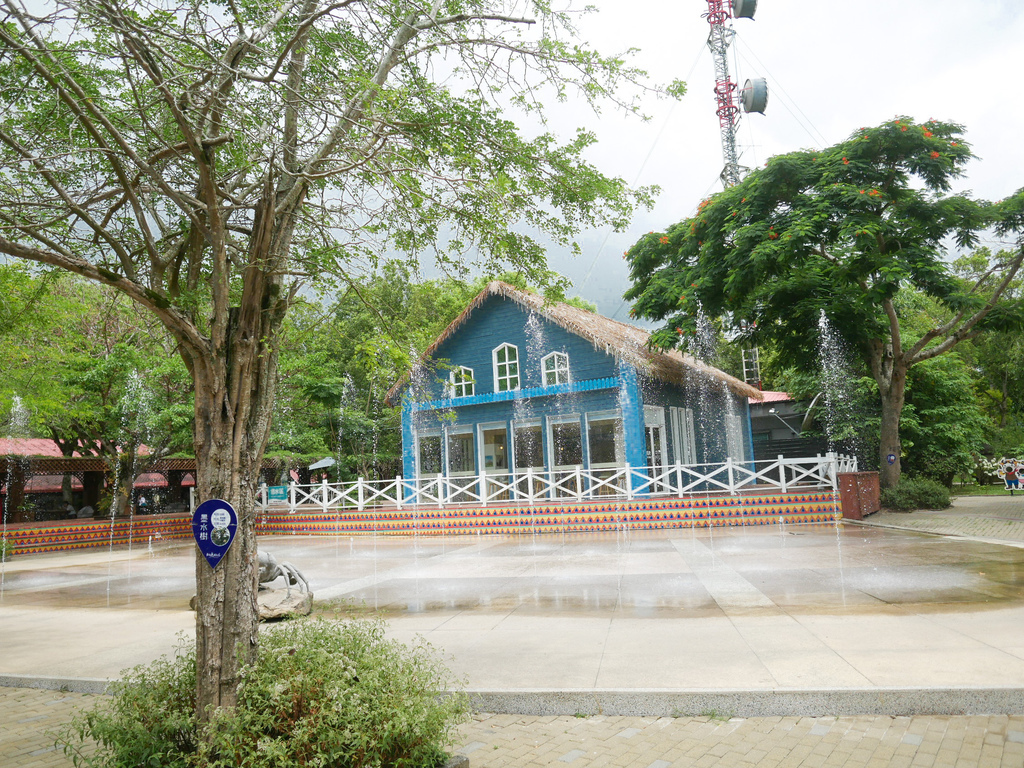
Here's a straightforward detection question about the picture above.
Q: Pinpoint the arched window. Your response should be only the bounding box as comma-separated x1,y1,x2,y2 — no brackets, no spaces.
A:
492,343,520,392
448,366,474,398
541,351,570,386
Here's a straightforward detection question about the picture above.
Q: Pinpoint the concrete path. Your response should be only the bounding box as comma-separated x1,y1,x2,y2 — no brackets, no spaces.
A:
3,491,1024,766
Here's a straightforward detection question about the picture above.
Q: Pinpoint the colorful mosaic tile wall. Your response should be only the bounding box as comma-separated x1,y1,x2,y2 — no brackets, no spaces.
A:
256,490,841,537
4,515,193,556
4,490,841,555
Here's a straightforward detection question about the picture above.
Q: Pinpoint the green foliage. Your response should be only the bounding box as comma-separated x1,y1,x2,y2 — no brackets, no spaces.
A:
270,265,597,479
624,116,992,360
879,477,952,511
58,619,469,768
0,267,193,515
899,356,990,485
624,117,1024,486
59,642,197,767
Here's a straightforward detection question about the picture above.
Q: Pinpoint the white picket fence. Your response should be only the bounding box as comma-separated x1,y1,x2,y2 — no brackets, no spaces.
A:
259,453,857,513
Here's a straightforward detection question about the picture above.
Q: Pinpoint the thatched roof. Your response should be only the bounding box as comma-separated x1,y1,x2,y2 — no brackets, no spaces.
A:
385,281,762,405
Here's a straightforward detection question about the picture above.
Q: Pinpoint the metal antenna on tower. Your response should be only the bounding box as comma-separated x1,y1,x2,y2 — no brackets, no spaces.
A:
703,0,767,189
704,0,768,388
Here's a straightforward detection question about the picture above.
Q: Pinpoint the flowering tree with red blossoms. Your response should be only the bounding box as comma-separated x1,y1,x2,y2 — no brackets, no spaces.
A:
625,117,1024,488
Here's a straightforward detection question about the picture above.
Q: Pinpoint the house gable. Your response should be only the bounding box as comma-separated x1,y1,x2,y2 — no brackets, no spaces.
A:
425,294,618,399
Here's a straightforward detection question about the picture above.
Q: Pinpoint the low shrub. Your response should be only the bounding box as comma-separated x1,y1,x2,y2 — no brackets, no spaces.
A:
880,477,952,511
59,640,197,767
58,618,469,768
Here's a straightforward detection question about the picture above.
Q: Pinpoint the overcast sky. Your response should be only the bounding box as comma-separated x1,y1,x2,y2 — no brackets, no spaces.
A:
539,0,1024,320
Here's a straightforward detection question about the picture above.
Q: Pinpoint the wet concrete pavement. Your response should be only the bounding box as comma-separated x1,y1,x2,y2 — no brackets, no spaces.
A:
4,506,1024,699
4,493,1024,766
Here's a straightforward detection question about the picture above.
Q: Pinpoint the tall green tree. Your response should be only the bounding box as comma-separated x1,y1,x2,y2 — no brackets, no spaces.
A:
624,117,1024,488
899,354,990,485
270,268,573,481
0,0,676,718
0,266,192,514
953,249,1024,456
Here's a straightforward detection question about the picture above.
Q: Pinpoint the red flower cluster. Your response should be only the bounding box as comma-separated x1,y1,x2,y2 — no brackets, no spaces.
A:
659,236,670,245
842,157,849,165
930,151,940,159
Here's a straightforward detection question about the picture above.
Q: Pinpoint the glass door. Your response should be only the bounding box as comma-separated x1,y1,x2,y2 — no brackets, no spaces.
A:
586,413,624,496
480,425,510,501
549,418,583,497
671,406,697,465
447,430,475,501
513,422,545,499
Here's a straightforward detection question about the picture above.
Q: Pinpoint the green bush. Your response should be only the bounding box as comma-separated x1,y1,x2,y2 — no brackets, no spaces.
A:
59,641,197,767
58,619,469,768
880,477,952,511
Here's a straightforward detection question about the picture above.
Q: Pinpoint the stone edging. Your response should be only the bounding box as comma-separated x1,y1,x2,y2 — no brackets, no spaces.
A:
465,688,1024,717
5,676,1022,718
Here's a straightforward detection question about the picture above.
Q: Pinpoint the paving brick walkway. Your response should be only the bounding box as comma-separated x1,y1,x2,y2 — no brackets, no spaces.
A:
0,688,96,768
456,713,1024,767
856,494,1024,545
7,687,1023,768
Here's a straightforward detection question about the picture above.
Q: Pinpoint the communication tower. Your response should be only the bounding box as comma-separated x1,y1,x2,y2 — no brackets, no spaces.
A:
703,0,767,188
704,0,767,387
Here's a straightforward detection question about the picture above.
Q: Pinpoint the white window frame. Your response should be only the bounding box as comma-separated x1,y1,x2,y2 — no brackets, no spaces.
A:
448,365,475,398
445,426,476,476
415,429,443,478
547,414,583,471
541,351,570,386
492,343,520,393
670,406,697,465
585,409,625,469
726,412,746,464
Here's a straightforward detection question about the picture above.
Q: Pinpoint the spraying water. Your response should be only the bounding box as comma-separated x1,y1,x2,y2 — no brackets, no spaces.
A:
2,396,33,594
817,312,862,457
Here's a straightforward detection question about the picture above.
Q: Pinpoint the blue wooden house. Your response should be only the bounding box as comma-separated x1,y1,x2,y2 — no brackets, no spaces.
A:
384,282,760,499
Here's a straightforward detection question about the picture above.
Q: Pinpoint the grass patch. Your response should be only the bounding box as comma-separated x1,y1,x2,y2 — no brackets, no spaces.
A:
951,483,1013,497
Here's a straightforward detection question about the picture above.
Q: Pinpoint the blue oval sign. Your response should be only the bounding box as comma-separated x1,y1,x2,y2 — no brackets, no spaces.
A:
192,499,237,570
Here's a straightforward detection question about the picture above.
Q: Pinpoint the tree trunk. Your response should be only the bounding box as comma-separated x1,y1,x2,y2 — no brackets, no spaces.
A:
188,198,288,721
192,431,260,721
877,364,908,489
190,354,271,721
